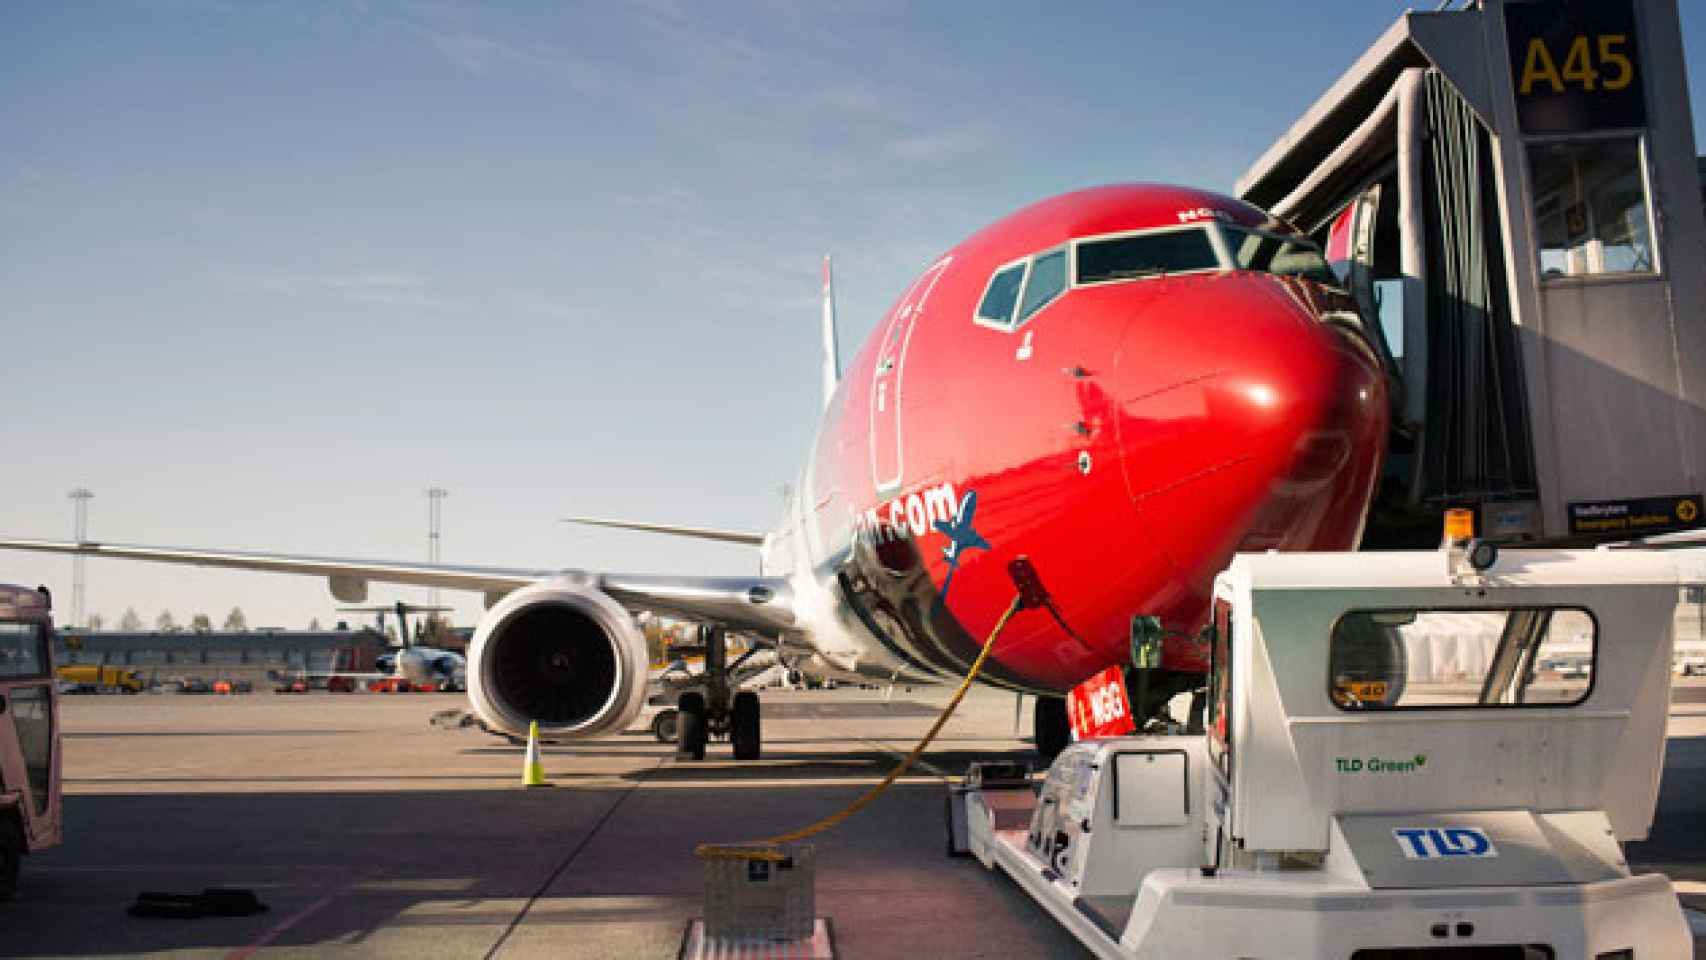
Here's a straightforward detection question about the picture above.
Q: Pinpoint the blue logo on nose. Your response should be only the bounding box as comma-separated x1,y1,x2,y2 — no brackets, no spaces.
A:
933,491,989,609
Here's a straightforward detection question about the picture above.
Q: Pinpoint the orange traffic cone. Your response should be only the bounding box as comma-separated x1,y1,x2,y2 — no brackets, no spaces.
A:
522,720,549,787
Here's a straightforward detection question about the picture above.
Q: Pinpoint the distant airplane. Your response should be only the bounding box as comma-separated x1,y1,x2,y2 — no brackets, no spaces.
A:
0,184,1387,761
329,602,466,691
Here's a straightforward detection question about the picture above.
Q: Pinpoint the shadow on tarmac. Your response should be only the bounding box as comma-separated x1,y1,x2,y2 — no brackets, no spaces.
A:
1627,734,1706,904
66,730,366,739
7,769,1076,957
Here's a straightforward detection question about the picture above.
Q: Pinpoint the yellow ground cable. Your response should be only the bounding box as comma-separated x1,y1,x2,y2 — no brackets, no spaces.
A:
695,593,1028,862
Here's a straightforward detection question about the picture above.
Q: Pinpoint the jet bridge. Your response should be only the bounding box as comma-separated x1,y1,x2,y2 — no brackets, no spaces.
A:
1237,0,1706,547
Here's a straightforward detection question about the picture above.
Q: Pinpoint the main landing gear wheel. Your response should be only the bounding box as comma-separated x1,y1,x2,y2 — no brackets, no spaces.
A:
1034,695,1070,764
651,708,680,743
731,690,761,760
683,624,767,760
677,692,707,761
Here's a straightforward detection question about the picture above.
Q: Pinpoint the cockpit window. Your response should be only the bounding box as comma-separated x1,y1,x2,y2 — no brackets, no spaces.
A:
1223,227,1337,285
976,261,1027,327
1075,228,1219,284
1017,248,1066,323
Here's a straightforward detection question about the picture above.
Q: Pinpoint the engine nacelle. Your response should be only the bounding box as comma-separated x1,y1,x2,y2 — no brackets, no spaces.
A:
466,577,650,738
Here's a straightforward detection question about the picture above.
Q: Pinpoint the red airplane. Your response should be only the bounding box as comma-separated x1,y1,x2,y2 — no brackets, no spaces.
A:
0,183,1387,760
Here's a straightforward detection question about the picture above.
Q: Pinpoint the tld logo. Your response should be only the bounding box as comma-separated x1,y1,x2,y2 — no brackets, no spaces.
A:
1393,827,1498,860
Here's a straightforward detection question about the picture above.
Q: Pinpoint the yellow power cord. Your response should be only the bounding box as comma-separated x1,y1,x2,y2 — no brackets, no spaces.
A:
696,592,1029,862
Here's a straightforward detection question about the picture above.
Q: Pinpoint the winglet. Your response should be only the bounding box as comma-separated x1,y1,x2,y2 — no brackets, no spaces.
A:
821,254,840,410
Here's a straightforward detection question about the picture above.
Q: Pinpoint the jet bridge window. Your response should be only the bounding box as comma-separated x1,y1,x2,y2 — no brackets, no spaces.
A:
1529,137,1655,278
1222,227,1337,285
1075,228,1219,285
1328,607,1595,711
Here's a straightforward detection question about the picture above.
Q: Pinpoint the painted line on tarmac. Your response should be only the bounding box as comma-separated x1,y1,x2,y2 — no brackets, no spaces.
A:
860,744,950,780
483,754,666,958
798,702,954,780
631,775,944,789
225,887,342,960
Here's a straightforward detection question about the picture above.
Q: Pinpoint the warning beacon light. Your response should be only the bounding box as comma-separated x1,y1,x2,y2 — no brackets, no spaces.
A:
1442,508,1497,581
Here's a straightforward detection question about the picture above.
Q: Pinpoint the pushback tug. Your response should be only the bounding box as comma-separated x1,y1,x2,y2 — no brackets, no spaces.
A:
950,531,1694,958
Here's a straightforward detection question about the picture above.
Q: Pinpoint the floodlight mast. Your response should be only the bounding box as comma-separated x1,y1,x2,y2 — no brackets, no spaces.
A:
426,487,448,609
67,488,92,628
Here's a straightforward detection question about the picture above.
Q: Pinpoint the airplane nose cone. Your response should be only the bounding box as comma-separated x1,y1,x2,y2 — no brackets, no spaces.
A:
1111,275,1387,632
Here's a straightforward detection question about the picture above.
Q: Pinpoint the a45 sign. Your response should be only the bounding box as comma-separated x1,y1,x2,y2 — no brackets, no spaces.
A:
1505,0,1647,134
1517,33,1634,95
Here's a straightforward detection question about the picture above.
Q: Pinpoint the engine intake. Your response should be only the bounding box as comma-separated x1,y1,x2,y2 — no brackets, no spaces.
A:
467,578,650,738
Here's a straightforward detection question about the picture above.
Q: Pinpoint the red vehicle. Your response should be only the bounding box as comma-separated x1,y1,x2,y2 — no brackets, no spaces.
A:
367,678,415,694
0,184,1385,761
0,584,61,900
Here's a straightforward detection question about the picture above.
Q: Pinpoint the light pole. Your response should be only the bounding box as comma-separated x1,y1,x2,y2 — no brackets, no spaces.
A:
426,487,448,609
68,488,93,628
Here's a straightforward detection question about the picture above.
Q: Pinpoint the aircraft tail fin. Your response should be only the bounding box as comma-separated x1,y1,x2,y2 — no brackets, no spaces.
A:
821,254,840,410
561,517,766,547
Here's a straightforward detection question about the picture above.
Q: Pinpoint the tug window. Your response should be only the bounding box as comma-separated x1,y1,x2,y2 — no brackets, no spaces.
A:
0,623,46,680
1529,137,1655,278
976,261,1027,327
1328,607,1595,710
1076,228,1219,284
1222,228,1338,285
1207,598,1233,771
1017,248,1066,323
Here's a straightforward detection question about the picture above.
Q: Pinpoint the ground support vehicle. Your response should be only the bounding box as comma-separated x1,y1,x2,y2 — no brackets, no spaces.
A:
0,584,60,901
950,547,1693,958
54,664,143,694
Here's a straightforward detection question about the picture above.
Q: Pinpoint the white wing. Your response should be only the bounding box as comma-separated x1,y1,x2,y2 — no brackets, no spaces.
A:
0,538,794,632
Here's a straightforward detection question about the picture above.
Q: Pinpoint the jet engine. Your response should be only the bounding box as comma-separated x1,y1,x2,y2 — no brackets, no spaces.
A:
466,576,651,738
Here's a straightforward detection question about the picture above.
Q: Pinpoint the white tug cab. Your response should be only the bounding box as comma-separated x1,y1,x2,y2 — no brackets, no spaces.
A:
951,541,1696,959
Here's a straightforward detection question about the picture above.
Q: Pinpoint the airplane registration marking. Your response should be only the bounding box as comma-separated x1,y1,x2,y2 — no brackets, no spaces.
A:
1176,206,1237,224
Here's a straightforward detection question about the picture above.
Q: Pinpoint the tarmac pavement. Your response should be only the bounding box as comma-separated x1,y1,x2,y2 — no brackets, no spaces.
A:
7,682,1706,958
8,687,1082,958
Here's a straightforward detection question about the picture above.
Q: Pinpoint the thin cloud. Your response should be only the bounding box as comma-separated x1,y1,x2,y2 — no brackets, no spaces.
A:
885,123,996,164
382,4,604,92
238,270,456,311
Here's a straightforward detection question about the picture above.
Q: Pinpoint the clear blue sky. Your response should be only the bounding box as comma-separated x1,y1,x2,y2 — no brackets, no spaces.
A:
4,1,1704,629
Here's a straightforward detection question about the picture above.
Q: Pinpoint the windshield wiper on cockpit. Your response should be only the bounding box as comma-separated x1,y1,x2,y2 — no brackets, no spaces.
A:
1099,266,1168,281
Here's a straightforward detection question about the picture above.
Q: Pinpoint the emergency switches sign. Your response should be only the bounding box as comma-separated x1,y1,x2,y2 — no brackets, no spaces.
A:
1067,666,1136,740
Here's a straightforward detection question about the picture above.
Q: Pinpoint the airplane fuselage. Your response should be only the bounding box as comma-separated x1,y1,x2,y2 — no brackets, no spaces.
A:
392,645,467,689
768,185,1388,694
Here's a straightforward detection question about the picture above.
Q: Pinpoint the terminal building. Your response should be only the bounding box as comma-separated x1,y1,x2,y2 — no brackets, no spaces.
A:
53,628,388,688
